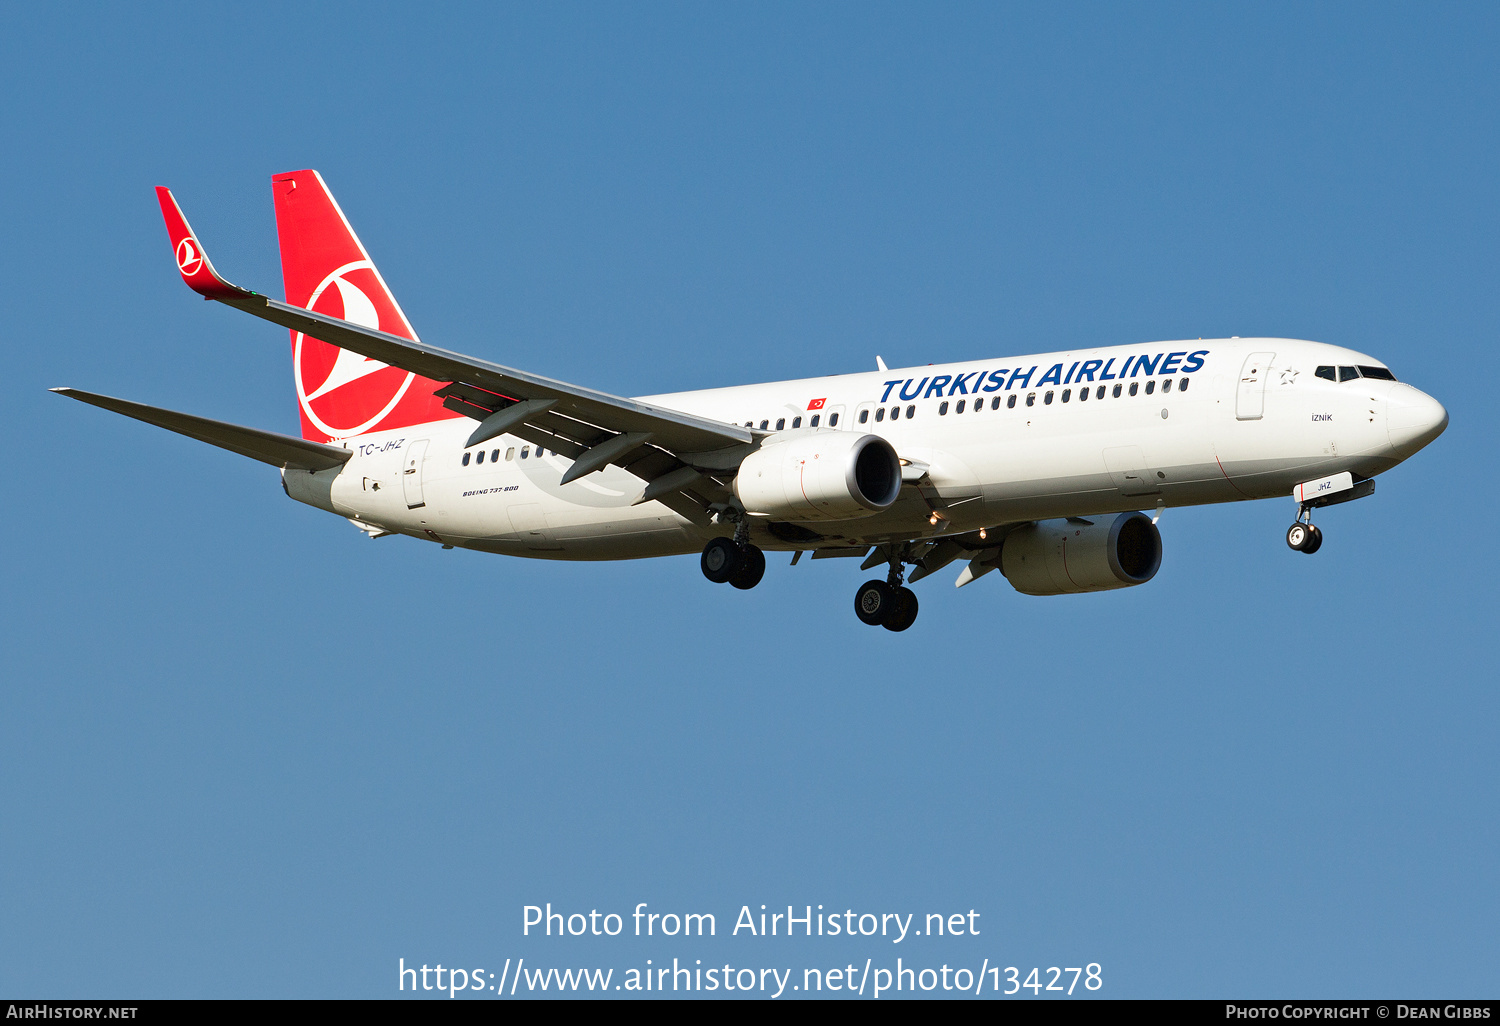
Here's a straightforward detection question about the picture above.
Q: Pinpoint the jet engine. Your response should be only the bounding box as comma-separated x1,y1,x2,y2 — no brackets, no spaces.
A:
733,432,902,522
1001,512,1162,596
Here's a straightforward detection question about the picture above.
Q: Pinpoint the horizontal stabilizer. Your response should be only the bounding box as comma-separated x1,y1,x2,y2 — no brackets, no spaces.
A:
51,388,353,471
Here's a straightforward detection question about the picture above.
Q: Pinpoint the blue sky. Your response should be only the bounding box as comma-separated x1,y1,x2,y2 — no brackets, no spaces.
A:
2,2,1496,999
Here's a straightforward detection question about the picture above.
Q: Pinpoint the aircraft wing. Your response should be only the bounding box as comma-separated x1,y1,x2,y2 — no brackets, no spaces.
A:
157,187,754,521
52,387,353,472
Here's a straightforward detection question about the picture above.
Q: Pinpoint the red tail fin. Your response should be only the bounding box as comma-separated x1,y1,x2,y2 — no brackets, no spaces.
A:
272,170,458,441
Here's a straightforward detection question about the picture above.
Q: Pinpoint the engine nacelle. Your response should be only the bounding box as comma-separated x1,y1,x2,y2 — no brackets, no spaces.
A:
733,431,902,522
1001,512,1162,596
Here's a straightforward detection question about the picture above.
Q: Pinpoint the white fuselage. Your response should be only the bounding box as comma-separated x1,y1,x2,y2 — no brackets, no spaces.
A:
283,338,1445,559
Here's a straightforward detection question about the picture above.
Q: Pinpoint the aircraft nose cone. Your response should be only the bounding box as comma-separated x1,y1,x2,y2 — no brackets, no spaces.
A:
1386,383,1448,457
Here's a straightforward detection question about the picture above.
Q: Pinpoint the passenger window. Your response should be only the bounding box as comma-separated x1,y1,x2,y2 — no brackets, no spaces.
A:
1179,378,1189,392
906,405,915,419
810,414,820,426
793,416,802,428
1061,388,1071,403
1339,366,1359,382
1315,365,1337,381
939,401,949,415
1359,365,1396,381
1145,380,1156,394
993,396,1003,410
1113,384,1122,398
1078,387,1088,401
1129,382,1138,396
857,410,867,424
829,412,839,426
889,407,899,421
973,399,983,412
1007,394,1017,409
491,449,500,462
1044,390,1054,405
875,408,885,422
521,447,529,459
462,452,471,466
759,420,769,430
1026,393,1036,407
776,418,785,430
1162,378,1172,393
1097,385,1106,399
955,400,965,414
476,450,485,464
505,447,515,461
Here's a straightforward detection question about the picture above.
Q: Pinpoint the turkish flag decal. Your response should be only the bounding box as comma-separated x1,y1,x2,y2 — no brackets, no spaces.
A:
807,397,826,410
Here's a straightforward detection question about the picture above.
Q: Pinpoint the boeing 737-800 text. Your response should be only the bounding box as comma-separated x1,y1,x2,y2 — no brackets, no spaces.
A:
54,171,1449,630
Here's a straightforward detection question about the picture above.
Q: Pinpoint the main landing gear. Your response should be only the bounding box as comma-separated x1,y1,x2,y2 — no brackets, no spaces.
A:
700,535,766,590
699,525,921,630
854,553,919,632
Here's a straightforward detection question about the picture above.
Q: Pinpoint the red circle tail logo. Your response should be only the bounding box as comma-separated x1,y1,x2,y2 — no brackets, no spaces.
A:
293,261,415,439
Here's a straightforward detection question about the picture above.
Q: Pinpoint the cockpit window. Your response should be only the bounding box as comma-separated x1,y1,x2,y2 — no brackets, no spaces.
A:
1339,366,1359,382
1358,365,1396,381
1316,365,1336,381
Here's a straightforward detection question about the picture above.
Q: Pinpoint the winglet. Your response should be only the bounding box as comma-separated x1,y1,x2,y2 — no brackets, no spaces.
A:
154,186,259,302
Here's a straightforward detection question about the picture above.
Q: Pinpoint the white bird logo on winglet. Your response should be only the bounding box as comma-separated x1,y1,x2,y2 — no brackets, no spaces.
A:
176,238,203,275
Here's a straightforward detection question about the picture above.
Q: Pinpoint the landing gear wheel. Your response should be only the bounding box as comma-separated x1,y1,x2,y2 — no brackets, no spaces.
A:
1286,523,1310,551
854,580,895,626
1301,524,1323,554
701,537,741,583
729,544,766,590
882,587,919,632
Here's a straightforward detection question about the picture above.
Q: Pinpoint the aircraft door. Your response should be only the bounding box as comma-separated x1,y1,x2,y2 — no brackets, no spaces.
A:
1236,352,1275,421
402,439,430,509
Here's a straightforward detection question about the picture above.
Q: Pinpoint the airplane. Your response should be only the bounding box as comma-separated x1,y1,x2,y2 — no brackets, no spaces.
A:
53,171,1449,631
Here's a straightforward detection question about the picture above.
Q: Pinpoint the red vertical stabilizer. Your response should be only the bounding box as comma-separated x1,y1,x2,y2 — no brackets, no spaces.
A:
272,170,458,441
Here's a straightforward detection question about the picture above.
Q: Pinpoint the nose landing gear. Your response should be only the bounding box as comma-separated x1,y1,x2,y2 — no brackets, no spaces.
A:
1286,472,1377,555
1286,520,1323,553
